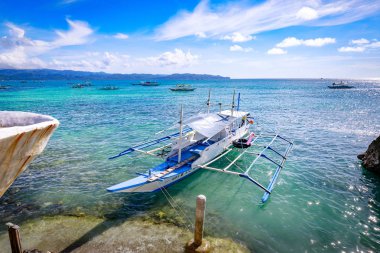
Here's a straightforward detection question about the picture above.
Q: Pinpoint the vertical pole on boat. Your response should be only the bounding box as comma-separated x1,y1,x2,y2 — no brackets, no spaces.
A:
207,89,211,114
237,93,240,111
178,105,183,163
231,89,235,116
6,223,22,253
219,102,222,113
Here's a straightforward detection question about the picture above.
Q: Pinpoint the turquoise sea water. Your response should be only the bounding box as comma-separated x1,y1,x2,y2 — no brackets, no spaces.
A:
0,79,380,252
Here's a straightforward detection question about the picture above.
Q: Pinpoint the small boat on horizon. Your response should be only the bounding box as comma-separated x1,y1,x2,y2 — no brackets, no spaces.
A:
0,85,10,90
72,84,84,88
99,86,120,90
170,84,196,91
141,81,159,86
132,81,159,86
328,81,354,89
81,81,92,87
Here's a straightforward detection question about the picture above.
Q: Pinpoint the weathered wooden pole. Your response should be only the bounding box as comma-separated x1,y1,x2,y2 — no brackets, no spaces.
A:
185,195,210,253
194,195,206,246
6,223,22,253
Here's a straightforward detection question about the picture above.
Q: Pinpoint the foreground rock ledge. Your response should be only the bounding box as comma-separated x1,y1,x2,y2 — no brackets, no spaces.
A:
358,135,380,174
0,215,249,253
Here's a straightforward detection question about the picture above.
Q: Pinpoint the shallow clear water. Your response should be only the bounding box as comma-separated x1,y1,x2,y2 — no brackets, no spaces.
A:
1,79,380,252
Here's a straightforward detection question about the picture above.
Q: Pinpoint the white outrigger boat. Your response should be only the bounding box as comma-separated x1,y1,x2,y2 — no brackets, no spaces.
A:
108,91,293,203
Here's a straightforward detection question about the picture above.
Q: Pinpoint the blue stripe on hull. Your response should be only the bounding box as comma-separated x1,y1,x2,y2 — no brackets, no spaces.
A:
152,167,200,192
107,142,211,193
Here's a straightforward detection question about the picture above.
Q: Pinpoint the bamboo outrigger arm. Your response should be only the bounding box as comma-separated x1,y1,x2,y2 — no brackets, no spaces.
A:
109,128,192,159
198,134,293,203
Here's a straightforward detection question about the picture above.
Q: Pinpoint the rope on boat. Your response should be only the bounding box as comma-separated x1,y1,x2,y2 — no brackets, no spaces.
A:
159,183,194,231
224,155,246,174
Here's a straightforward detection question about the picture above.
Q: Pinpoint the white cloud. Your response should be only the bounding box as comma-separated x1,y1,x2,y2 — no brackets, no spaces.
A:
49,51,131,72
276,37,302,47
351,38,369,45
53,19,93,47
113,33,129,39
155,0,380,41
5,23,25,38
303,38,336,47
195,32,207,38
230,45,243,51
338,40,380,53
367,41,380,48
267,48,287,55
222,32,255,42
229,45,252,52
144,49,199,67
0,19,94,69
296,7,319,20
276,37,336,47
338,46,365,52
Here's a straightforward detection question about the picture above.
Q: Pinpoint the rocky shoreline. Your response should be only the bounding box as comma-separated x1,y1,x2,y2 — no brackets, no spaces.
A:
358,135,380,174
0,215,249,253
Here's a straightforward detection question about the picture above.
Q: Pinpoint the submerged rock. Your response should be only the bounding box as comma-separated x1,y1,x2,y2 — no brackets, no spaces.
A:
0,215,249,253
358,136,380,173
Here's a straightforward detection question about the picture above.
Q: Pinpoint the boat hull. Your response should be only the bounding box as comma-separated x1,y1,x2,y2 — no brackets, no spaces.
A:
328,85,354,89
107,124,249,193
107,165,199,193
0,111,59,197
170,88,196,91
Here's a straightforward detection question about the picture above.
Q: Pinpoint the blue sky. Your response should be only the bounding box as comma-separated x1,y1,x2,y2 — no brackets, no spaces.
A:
0,0,380,78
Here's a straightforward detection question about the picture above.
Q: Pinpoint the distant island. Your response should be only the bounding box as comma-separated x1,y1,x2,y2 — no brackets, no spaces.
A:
0,69,230,81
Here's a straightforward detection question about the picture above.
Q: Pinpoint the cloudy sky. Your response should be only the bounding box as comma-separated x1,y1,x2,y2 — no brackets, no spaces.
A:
0,0,380,78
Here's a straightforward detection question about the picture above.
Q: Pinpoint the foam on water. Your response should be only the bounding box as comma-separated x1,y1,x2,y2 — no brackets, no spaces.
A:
0,79,380,252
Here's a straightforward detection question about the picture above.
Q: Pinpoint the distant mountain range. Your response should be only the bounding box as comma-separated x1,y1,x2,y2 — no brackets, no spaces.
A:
0,69,230,80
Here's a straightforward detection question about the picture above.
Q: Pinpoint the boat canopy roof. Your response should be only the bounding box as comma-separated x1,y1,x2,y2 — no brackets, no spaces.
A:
184,110,248,138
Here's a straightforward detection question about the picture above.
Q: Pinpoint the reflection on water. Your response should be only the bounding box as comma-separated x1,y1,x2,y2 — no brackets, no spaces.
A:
0,79,380,252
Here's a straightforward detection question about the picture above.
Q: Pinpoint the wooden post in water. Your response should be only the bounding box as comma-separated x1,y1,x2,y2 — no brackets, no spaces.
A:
185,195,210,253
6,223,22,253
194,195,206,246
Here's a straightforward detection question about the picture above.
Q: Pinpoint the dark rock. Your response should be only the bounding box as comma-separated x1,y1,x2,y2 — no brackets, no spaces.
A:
23,249,43,253
358,136,380,173
357,153,365,160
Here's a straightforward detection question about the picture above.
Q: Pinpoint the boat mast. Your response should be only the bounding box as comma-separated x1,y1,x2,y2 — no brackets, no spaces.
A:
178,105,183,163
231,90,235,116
207,89,211,114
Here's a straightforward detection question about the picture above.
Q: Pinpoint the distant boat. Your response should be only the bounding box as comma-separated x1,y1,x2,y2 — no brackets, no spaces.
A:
72,84,85,88
141,81,159,86
0,85,10,90
170,84,196,91
72,81,92,88
81,81,92,87
99,86,119,90
328,81,354,89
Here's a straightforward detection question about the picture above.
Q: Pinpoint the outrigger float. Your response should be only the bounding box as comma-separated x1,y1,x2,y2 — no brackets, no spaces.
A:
107,91,293,203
